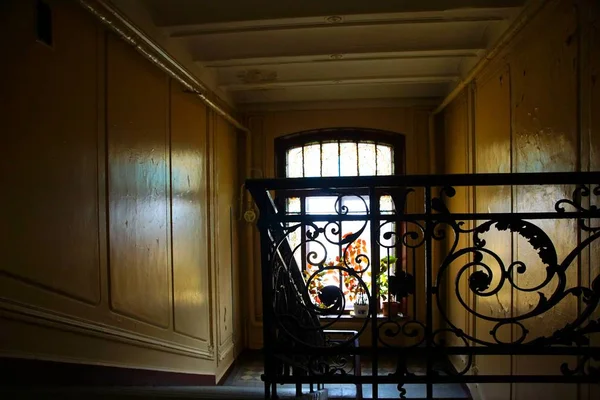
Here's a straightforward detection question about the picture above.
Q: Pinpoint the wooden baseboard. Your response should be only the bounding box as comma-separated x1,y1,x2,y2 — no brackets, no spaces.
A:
0,357,216,386
216,361,236,386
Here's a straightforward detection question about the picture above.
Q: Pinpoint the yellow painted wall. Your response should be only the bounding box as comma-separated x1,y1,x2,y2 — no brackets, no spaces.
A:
438,0,599,399
441,90,474,359
212,113,244,380
0,0,241,378
243,107,432,348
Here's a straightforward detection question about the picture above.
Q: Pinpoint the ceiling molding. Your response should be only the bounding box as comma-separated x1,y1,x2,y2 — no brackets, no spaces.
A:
166,8,519,37
221,75,460,91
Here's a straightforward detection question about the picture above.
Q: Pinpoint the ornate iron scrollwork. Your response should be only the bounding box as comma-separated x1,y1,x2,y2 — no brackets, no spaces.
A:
247,173,600,399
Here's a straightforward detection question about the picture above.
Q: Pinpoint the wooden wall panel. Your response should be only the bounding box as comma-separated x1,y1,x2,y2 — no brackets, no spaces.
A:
510,2,579,398
106,34,171,328
0,0,101,304
473,67,512,400
588,4,600,399
591,17,600,173
442,94,471,350
0,0,237,376
591,6,600,173
170,83,211,342
214,116,238,353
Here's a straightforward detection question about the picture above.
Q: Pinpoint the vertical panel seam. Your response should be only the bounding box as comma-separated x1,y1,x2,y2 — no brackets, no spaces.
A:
104,30,114,313
168,78,175,332
96,21,107,307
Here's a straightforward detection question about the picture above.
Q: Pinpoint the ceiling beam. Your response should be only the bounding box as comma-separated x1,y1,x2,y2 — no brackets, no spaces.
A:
147,0,525,27
237,97,441,112
221,75,460,91
200,48,485,68
166,8,519,37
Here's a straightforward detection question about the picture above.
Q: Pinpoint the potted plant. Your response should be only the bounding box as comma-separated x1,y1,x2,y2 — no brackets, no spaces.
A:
352,288,369,318
378,256,415,317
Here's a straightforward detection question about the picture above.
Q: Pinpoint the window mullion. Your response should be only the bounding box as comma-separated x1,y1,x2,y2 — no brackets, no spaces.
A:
375,143,379,176
339,197,344,304
355,142,359,176
302,145,305,177
301,196,306,274
319,141,323,177
337,141,340,176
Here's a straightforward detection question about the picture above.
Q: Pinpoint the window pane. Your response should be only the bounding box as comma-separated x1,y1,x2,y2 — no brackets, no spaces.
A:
305,221,338,267
340,220,371,309
306,196,337,215
339,142,358,176
380,195,394,213
341,195,370,215
287,147,303,178
287,197,301,214
288,223,302,269
378,221,396,256
358,143,376,176
303,144,321,177
376,144,393,176
321,142,339,177
306,197,340,274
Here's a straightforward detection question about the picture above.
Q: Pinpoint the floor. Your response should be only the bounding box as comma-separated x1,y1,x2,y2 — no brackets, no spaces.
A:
222,351,471,399
0,352,471,399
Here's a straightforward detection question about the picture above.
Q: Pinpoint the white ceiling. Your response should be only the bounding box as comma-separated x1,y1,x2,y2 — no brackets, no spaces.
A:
140,0,525,110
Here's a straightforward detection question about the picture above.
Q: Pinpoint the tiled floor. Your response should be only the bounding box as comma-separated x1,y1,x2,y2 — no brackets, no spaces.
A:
222,351,471,399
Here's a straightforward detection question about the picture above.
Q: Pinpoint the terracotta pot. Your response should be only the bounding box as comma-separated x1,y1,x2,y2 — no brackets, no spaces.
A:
381,301,402,317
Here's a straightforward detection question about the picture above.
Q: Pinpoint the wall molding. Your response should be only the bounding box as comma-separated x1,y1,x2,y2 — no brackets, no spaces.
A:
0,299,214,360
0,271,101,307
217,337,235,362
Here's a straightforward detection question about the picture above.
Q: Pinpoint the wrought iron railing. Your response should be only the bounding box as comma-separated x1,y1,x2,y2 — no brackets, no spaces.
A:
247,172,600,399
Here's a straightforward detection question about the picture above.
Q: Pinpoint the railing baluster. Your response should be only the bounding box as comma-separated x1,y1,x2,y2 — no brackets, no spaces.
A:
369,186,380,400
425,185,434,400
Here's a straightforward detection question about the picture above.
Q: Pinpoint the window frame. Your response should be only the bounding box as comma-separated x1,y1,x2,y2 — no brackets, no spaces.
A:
274,128,406,311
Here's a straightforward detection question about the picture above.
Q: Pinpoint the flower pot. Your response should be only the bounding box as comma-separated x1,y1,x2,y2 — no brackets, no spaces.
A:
381,301,402,317
353,304,369,318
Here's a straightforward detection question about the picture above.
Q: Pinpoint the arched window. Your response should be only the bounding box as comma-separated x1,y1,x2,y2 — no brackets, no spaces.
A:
275,128,406,311
275,128,405,178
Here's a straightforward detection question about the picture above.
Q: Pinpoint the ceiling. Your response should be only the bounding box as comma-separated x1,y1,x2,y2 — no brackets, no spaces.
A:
141,0,526,111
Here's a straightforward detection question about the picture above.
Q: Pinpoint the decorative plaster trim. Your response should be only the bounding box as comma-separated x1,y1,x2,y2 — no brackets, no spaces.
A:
0,299,214,360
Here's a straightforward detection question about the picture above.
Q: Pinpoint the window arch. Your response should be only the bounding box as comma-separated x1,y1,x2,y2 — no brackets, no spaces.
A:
275,127,405,179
